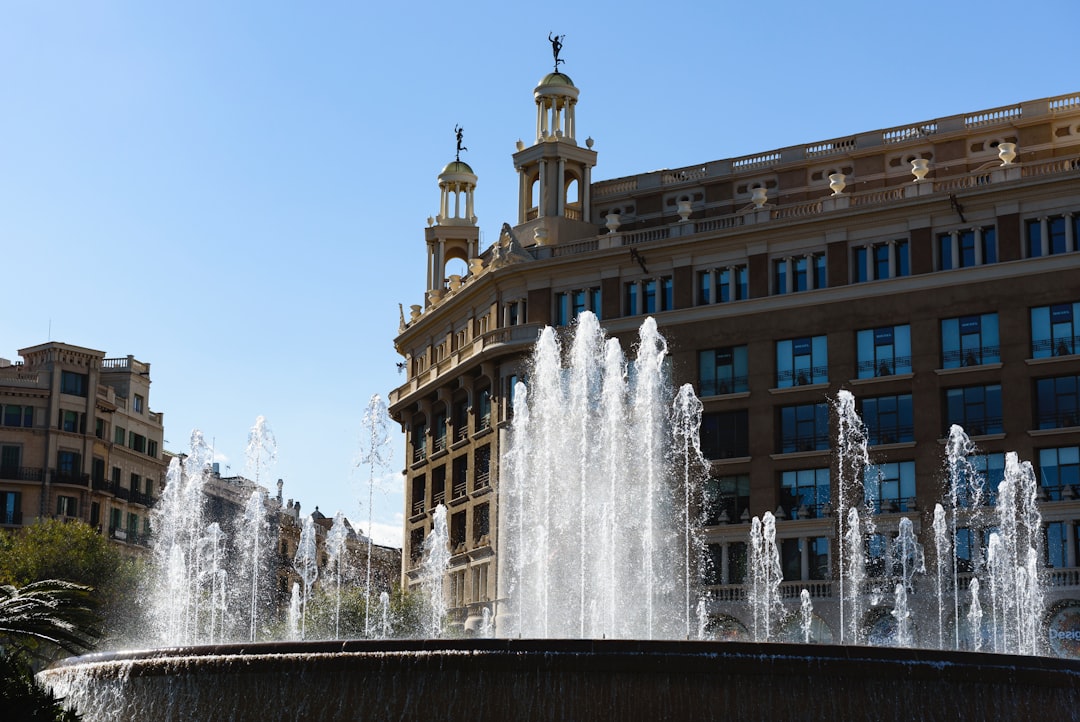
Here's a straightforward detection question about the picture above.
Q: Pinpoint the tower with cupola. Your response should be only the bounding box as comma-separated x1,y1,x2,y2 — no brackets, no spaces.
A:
424,126,481,307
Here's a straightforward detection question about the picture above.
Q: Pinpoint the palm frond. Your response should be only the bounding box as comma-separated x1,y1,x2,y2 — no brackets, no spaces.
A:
0,580,101,656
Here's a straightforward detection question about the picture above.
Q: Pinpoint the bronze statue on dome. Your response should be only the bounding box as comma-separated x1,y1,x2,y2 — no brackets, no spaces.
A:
454,125,467,162
548,33,564,72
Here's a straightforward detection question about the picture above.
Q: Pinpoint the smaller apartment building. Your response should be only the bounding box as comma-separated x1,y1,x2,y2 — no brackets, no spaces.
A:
0,342,167,549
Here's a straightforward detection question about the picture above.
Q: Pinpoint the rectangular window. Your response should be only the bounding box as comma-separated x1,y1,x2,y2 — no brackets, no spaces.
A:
773,258,787,294
60,371,87,397
556,288,601,325
697,270,711,305
476,388,492,431
451,455,468,499
698,346,748,396
938,233,954,271
939,227,996,269
895,240,910,277
872,243,890,280
56,450,81,480
431,465,446,507
643,279,657,314
861,394,914,445
114,426,126,445
1027,216,1070,258
0,490,21,525
700,410,749,459
111,466,121,485
1039,446,1080,500
779,403,830,453
130,433,146,454
624,282,637,316
1046,522,1068,568
133,394,144,413
432,411,447,453
89,501,100,527
2,405,33,428
704,474,749,525
856,325,912,378
1031,302,1080,358
109,507,122,533
411,422,427,463
852,246,868,283
130,472,141,491
776,336,828,388
813,253,826,289
56,495,78,517
147,440,158,458
660,276,673,311
793,256,808,292
127,512,139,537
1,445,21,478
941,313,1000,368
60,410,79,433
474,444,491,490
780,468,830,519
1035,375,1080,429
473,502,490,541
452,399,470,443
411,475,426,516
864,461,916,513
718,265,748,302
945,384,1003,436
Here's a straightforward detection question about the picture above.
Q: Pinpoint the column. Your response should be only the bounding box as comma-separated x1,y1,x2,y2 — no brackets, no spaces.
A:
465,184,474,222
439,185,449,220
1040,217,1050,257
437,240,445,287
887,242,897,278
552,99,562,137
518,167,528,224
538,161,546,217
973,227,983,266
537,101,546,140
582,164,592,223
1066,213,1076,253
556,159,565,216
453,184,461,219
950,231,960,270
426,244,434,294
786,258,794,294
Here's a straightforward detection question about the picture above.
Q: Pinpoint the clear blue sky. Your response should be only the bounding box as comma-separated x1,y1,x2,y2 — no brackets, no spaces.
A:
2,1,1077,546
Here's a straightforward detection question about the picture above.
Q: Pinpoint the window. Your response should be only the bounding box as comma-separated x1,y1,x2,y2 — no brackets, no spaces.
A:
807,537,829,580
147,440,158,458
451,455,468,499
411,475,426,516
0,491,21,525
1,446,20,478
852,246,868,283
660,277,673,311
704,475,749,525
1031,302,1080,358
452,399,469,443
955,453,1006,506
782,539,801,582
1036,375,1080,429
945,384,1002,436
555,287,601,325
109,508,122,534
867,534,888,577
130,472,141,491
700,410,748,459
718,265,748,303
697,270,711,305
776,336,828,388
856,325,912,378
56,450,81,481
1026,215,1075,258
127,512,139,537
476,389,492,431
643,279,657,313
133,394,144,413
411,421,427,463
780,468,830,519
89,501,100,528
450,511,466,549
111,466,121,486
114,426,126,445
1046,522,1069,568
864,461,916,513
861,394,913,445
852,240,910,283
774,253,825,294
625,277,672,315
56,495,78,517
60,371,88,397
60,410,81,433
727,542,748,584
625,282,637,316
698,346,748,396
431,466,446,507
473,502,490,542
941,313,999,368
2,405,33,428
779,403,830,453
129,433,147,454
474,445,491,490
937,227,996,270
1039,446,1079,500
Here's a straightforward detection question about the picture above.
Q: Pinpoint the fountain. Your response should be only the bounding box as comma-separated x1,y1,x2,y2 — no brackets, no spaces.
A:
38,314,1080,719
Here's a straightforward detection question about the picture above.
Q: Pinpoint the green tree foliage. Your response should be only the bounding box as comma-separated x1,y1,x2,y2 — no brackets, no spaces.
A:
0,520,144,646
300,584,425,640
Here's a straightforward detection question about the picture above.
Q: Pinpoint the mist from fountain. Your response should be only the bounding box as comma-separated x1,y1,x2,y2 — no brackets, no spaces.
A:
325,511,351,639
420,504,450,638
293,515,319,640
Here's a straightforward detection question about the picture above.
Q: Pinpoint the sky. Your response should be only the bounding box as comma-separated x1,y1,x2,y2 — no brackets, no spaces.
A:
2,1,1077,547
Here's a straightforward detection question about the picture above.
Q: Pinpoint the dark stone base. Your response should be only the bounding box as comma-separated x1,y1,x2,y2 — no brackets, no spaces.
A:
40,639,1080,721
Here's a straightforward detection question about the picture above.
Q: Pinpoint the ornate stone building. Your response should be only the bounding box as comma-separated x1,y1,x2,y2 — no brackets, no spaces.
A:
390,55,1080,643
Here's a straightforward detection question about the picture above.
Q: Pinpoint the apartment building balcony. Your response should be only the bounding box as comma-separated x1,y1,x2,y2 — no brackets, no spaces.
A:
51,469,89,488
0,466,45,482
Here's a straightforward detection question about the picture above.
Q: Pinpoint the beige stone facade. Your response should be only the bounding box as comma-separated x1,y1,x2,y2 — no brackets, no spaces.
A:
0,343,166,551
391,63,1080,636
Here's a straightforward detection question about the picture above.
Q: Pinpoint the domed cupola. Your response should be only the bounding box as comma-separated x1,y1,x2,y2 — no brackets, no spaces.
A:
424,126,481,306
534,68,579,144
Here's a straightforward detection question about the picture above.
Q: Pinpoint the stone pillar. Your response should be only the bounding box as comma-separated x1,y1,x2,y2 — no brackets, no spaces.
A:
556,159,565,216
582,164,591,222
973,227,984,266
1040,217,1050,257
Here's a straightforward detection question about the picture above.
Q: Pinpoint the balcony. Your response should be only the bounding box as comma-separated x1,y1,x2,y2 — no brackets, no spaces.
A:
0,509,23,525
129,490,154,507
51,470,90,488
0,466,44,482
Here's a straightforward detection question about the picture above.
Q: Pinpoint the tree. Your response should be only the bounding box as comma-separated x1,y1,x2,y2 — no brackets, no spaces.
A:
0,520,144,646
0,579,99,722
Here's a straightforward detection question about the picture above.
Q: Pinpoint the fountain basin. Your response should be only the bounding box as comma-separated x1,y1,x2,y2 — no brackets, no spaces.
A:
40,639,1080,721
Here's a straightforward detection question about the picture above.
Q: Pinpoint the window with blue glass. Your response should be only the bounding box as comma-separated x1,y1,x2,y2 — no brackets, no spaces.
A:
1035,375,1080,429
696,270,711,306
704,474,750,525
945,384,1002,436
856,325,912,378
643,279,657,313
1031,302,1080,358
956,453,1005,506
60,371,87,397
852,246,868,283
956,528,975,573
1039,446,1079,500
719,266,748,302
432,410,448,453
864,461,916,513
941,313,999,368
2,405,33,428
860,394,913,445
1026,216,1073,258
700,410,749,459
624,282,637,316
626,277,672,315
773,259,787,295
1046,522,1069,568
776,336,828,387
938,227,996,270
661,277,673,311
779,468,830,519
555,287,601,326
774,254,825,294
778,403,829,453
699,346,748,396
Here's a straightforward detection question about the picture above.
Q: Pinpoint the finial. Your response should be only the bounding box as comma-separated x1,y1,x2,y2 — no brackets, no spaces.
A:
454,124,467,162
548,32,564,72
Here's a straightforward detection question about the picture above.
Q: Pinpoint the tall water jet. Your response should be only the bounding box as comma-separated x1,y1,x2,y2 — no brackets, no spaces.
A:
834,390,869,645
748,512,782,642
943,424,983,648
799,589,814,644
498,313,704,639
932,503,950,649
672,383,708,639
293,515,319,640
199,521,228,644
358,394,392,636
420,504,450,638
244,415,277,487
237,489,271,642
325,511,351,639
